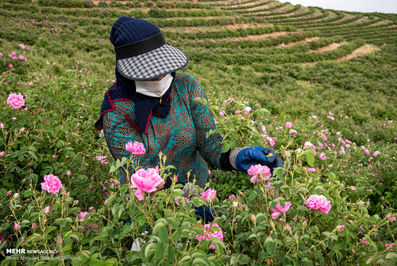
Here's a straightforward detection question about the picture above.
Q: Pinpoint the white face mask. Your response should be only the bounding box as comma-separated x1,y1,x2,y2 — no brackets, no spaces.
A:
135,74,174,98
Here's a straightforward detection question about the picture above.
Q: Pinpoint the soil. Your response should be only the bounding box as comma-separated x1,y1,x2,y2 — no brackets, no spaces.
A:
228,31,289,41
244,2,281,12
309,42,347,53
338,44,380,61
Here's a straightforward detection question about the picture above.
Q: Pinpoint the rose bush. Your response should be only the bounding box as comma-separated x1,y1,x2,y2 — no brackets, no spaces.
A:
1,95,396,265
0,17,396,264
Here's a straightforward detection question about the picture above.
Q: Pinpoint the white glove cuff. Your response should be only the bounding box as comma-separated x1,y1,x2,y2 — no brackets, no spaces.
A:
229,147,244,170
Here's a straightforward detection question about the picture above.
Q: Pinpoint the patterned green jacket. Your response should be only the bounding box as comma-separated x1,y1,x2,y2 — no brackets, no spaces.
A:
102,73,228,187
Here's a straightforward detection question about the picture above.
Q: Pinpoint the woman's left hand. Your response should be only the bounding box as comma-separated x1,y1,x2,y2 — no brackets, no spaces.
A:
233,147,278,173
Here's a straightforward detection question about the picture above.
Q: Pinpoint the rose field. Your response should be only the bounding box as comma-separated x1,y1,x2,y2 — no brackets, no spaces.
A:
0,0,397,265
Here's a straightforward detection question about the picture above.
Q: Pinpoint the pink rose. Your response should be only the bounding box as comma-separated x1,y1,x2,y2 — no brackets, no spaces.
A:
289,129,297,135
7,93,25,109
78,211,88,221
265,136,275,147
41,174,63,194
247,164,271,183
276,202,291,213
14,223,20,231
196,223,223,248
319,152,327,160
96,155,108,164
337,225,345,231
200,188,217,203
285,122,292,128
43,206,50,214
125,141,146,155
304,141,315,149
270,201,291,219
130,167,164,201
373,151,380,157
19,44,25,49
305,195,331,214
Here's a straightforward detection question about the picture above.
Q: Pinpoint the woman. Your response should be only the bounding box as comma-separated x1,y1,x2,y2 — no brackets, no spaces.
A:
95,17,282,188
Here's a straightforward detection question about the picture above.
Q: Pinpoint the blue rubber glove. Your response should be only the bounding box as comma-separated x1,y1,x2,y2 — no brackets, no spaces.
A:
235,147,277,173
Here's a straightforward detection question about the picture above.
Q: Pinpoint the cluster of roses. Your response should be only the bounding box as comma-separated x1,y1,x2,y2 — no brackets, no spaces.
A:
247,163,332,218
195,223,224,250
1,43,27,69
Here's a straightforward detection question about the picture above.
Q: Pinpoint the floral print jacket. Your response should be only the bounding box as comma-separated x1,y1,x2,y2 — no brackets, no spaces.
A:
101,73,226,187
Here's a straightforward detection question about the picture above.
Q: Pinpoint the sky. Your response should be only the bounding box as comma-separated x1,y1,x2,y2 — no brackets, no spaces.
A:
278,0,397,14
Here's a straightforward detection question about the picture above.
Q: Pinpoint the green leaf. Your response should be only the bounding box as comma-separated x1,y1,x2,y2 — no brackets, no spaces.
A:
126,252,138,263
385,252,397,260
221,143,231,153
64,231,80,242
144,243,156,259
238,254,250,265
45,226,58,235
265,237,276,256
89,258,107,265
25,233,41,244
153,223,168,244
192,257,210,266
305,152,314,167
167,242,175,262
164,209,172,218
120,184,129,195
104,258,118,264
179,255,193,265
155,242,165,261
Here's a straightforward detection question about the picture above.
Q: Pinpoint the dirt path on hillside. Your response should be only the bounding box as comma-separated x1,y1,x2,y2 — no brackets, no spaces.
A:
244,1,280,11
301,44,380,66
164,23,274,33
371,20,393,27
276,37,320,48
229,0,271,9
338,44,380,61
254,4,294,15
224,23,274,30
309,42,347,53
227,31,289,42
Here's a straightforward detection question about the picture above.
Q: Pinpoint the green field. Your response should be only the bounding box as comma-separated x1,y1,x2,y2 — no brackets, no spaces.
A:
1,0,396,265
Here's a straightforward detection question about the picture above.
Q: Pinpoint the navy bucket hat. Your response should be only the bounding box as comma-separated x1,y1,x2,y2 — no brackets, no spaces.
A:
110,16,189,81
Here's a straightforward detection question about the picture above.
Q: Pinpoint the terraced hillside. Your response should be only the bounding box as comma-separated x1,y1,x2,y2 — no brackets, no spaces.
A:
1,0,397,264
2,0,396,99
